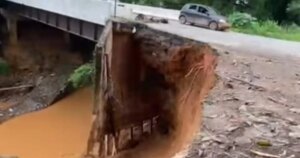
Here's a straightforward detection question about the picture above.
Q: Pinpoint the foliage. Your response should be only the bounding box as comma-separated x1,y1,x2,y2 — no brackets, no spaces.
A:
68,63,94,89
121,0,300,41
287,0,300,25
228,12,257,28
233,19,300,42
120,0,298,24
0,58,9,76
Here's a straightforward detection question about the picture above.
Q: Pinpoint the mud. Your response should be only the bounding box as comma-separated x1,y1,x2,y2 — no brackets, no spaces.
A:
0,66,74,123
0,88,93,158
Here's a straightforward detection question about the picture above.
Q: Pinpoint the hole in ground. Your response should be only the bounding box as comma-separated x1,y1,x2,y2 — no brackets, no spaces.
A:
93,28,218,158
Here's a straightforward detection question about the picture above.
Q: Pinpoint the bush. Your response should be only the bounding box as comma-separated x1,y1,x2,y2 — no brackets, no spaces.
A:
287,0,300,25
231,14,300,42
68,63,94,89
249,20,282,35
228,12,257,28
0,58,9,76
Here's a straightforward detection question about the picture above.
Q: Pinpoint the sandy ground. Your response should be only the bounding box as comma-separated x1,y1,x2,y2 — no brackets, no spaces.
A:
183,50,300,158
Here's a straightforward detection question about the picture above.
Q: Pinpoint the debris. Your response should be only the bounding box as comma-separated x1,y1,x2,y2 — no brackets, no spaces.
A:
231,77,266,91
285,117,297,125
232,59,238,66
0,85,34,92
239,105,269,124
250,150,280,158
289,108,300,114
279,150,287,157
256,139,272,147
205,114,219,119
289,125,300,139
224,51,230,55
268,97,288,106
8,108,13,113
226,125,240,132
224,82,234,89
234,137,251,145
266,59,272,63
198,149,204,157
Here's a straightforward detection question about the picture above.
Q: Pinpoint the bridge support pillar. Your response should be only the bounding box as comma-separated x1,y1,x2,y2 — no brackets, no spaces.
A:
2,10,18,45
7,15,18,45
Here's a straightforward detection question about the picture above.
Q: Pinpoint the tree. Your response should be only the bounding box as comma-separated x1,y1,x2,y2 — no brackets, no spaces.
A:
265,0,292,24
287,0,300,25
120,0,299,25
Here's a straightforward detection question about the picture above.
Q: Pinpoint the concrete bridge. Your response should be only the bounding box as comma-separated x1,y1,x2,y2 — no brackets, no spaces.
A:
1,0,114,42
0,0,180,43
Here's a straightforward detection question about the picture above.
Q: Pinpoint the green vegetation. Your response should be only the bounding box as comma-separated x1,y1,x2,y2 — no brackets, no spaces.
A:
68,63,94,89
228,12,300,41
121,0,300,41
0,58,9,76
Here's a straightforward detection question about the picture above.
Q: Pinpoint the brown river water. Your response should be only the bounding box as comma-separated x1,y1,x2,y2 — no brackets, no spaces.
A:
0,88,93,158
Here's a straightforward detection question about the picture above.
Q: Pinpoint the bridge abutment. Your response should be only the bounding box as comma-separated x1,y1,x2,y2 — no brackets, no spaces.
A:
1,10,18,45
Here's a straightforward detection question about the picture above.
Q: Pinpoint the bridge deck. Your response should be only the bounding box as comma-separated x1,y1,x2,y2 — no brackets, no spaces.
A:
7,0,112,25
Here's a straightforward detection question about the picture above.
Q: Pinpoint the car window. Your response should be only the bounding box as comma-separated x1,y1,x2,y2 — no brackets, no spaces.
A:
198,7,208,14
188,5,197,11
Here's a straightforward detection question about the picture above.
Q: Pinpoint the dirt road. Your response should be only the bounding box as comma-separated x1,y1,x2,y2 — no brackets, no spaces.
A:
148,21,300,57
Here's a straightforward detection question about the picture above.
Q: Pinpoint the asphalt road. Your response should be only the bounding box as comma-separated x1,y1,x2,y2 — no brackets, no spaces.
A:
148,21,300,57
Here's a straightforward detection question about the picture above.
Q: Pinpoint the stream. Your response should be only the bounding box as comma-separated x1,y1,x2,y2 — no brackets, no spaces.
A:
0,88,92,158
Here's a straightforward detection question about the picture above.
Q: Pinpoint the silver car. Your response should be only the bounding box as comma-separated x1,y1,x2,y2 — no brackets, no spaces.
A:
179,3,230,31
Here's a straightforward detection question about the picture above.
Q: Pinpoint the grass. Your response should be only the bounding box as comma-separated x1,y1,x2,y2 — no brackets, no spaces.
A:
228,12,300,42
233,20,300,42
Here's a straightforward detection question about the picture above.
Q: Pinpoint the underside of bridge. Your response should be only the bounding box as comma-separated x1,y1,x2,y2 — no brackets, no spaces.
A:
2,18,96,68
0,1,99,102
1,1,104,43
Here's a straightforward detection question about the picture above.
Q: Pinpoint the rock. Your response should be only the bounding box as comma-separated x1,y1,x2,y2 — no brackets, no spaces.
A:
8,108,13,113
198,149,204,157
289,125,300,139
226,125,240,132
225,82,234,89
289,108,300,114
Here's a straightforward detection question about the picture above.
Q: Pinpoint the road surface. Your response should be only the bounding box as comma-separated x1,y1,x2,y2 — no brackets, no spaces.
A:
148,21,300,57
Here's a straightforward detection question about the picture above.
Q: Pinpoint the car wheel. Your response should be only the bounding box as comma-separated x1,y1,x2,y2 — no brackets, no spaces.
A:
179,16,187,24
208,21,218,30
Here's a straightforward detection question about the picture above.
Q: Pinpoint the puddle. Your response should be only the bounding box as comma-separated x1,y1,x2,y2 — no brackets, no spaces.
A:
0,88,93,158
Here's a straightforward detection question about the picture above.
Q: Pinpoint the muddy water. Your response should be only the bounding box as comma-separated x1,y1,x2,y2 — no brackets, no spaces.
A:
0,88,93,158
